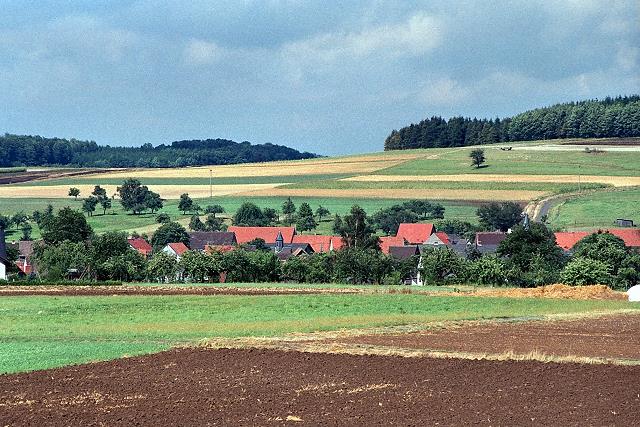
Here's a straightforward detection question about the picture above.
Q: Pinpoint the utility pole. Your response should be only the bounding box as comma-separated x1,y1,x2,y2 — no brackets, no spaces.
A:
209,169,212,199
578,165,581,193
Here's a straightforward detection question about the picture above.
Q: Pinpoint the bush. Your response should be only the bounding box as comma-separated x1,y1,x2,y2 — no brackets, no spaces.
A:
561,257,614,286
470,255,507,286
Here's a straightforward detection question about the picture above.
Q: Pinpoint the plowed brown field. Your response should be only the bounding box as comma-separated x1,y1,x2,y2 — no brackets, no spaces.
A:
326,313,640,361
1,348,639,426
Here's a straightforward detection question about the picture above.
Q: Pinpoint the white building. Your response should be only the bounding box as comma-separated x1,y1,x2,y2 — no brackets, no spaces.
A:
0,229,9,281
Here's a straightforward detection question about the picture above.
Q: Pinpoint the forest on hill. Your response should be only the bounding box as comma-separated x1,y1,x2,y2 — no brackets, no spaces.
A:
0,136,317,168
384,95,640,150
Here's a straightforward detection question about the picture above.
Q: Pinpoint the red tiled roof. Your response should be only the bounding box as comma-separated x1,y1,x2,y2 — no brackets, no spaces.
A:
128,238,152,256
608,229,640,248
434,232,450,245
554,232,589,251
167,242,189,256
380,236,406,254
555,229,640,250
228,226,296,244
292,235,341,252
396,223,434,244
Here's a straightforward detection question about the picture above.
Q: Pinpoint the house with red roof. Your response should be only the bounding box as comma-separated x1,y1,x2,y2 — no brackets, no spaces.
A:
128,237,153,257
555,229,640,252
380,236,406,254
424,231,450,247
292,235,343,253
162,242,189,260
228,226,296,244
396,223,435,244
553,231,590,252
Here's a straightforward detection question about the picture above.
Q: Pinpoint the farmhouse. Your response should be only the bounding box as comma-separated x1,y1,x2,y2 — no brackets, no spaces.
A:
267,232,314,261
128,237,153,257
189,231,237,251
0,229,8,281
228,226,296,245
474,232,507,254
380,236,407,254
291,235,343,253
388,245,423,285
554,229,640,252
396,223,435,244
162,242,189,260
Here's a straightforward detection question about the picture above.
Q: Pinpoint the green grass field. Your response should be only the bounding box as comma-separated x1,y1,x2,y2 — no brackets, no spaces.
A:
548,187,640,229
0,195,480,240
380,146,640,176
1,293,635,374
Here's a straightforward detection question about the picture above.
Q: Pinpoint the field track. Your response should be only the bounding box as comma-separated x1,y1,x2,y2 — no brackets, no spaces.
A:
2,347,639,426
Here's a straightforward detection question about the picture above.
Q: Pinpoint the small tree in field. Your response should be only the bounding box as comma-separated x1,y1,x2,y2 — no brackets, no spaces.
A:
68,187,80,199
469,148,486,168
315,205,330,222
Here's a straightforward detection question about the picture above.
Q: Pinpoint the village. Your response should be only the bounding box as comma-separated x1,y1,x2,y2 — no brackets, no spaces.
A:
2,210,639,294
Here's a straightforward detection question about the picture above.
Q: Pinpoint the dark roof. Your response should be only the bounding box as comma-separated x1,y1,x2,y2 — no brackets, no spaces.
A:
267,242,314,253
0,229,9,265
475,232,507,246
388,245,421,260
189,232,237,251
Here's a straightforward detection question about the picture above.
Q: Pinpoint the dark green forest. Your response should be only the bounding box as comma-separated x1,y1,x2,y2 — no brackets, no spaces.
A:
384,95,640,150
0,136,317,168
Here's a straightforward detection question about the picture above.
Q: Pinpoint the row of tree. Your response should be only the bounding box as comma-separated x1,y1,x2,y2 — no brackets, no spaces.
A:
0,135,317,168
385,95,640,150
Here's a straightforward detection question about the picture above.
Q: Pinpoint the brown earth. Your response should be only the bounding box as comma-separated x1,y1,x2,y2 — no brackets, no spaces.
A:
0,285,361,297
1,348,639,426
326,313,640,361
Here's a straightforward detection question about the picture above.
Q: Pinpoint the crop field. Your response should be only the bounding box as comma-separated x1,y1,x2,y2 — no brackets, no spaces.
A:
1,286,639,425
1,138,639,234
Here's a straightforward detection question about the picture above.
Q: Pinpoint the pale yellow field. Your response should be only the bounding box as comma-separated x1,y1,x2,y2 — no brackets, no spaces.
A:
0,184,284,199
235,188,546,201
342,174,640,187
78,153,426,180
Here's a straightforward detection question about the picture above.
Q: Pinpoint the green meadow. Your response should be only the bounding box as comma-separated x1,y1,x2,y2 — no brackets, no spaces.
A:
547,187,640,229
379,146,640,176
0,292,634,373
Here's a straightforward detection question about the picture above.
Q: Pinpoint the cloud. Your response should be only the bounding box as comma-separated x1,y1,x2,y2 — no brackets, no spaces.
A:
419,77,471,106
183,39,223,65
280,11,443,78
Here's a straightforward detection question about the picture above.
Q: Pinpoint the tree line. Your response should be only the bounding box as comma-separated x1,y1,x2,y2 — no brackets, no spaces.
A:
384,95,640,150
0,135,317,168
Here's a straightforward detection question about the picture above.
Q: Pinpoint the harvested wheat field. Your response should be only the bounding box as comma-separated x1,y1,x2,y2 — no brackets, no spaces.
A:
0,183,282,199
79,153,425,180
320,312,640,362
420,284,628,300
235,187,546,201
2,347,639,426
345,174,640,187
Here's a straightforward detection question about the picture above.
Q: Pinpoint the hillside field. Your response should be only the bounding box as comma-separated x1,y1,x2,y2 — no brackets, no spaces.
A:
0,138,639,234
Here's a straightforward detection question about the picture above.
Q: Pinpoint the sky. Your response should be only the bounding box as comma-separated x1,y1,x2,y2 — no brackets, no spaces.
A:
0,1,638,155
